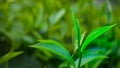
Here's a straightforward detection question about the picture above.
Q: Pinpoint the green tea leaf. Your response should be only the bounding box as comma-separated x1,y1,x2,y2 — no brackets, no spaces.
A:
35,4,44,28
72,11,81,68
58,61,69,68
74,54,107,67
0,51,23,63
30,40,75,65
106,0,112,23
81,24,116,52
49,9,66,25
73,32,86,55
72,12,81,45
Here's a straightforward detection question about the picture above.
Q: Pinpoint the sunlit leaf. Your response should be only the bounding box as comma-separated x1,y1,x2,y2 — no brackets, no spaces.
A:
30,40,75,65
0,51,23,63
81,24,116,52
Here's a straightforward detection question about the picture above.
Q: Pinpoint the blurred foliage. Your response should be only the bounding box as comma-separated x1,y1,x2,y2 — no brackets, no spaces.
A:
0,0,120,68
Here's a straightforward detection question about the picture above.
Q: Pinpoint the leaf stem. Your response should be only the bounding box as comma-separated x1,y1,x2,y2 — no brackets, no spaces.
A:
78,48,82,68
77,35,82,68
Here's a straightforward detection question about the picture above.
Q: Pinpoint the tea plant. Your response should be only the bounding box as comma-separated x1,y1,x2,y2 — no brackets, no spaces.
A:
0,0,119,68
30,12,116,68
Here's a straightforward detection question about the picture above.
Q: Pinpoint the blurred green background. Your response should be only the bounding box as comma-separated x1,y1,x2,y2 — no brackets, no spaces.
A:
0,0,120,68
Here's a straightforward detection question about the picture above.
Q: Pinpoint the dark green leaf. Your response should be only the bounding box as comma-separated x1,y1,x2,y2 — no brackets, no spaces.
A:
30,40,75,65
92,50,111,68
74,54,107,67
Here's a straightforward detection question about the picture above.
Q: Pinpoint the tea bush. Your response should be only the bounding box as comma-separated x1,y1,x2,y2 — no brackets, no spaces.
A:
0,0,120,68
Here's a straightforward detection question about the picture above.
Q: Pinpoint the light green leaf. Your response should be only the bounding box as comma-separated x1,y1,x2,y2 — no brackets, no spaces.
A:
49,9,66,25
35,4,44,28
81,24,116,52
30,40,75,65
0,51,23,63
74,54,107,67
58,62,69,68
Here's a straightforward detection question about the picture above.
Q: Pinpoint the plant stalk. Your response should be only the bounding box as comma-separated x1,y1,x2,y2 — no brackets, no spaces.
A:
78,36,82,68
78,48,82,68
5,61,9,68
